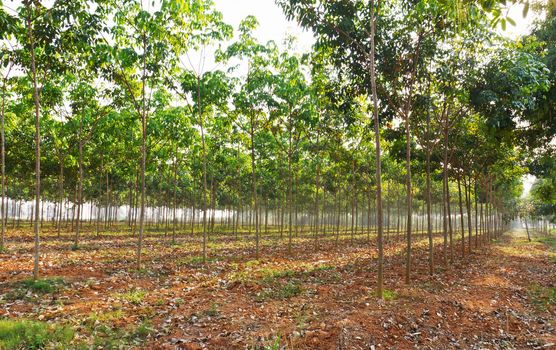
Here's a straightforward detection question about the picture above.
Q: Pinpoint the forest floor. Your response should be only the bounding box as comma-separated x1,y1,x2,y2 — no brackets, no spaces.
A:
0,226,555,349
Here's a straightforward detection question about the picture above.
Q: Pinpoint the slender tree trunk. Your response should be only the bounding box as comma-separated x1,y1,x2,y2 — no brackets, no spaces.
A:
465,174,473,253
172,150,177,243
457,174,465,257
57,159,64,237
425,111,433,275
198,76,208,263
524,218,531,242
314,130,320,250
27,7,41,279
74,116,84,247
0,71,9,250
250,119,259,258
404,114,412,284
370,0,384,297
136,34,147,270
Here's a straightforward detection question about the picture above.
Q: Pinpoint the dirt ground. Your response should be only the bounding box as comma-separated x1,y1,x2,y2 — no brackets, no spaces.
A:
0,227,554,349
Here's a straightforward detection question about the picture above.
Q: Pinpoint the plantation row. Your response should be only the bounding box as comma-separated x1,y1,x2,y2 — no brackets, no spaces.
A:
0,0,555,300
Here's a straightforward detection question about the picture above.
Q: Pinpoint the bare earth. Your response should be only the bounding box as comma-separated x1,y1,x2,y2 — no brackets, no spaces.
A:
0,227,554,349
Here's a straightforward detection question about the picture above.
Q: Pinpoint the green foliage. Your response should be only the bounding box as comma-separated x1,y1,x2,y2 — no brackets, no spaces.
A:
0,319,74,350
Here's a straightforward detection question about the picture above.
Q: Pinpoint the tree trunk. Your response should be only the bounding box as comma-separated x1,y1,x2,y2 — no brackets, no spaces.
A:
457,174,465,257
136,34,147,270
27,8,41,279
404,113,413,284
370,0,384,298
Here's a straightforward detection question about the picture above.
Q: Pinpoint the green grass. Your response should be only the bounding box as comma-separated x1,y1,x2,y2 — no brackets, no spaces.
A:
260,267,296,283
539,236,556,251
0,319,74,350
205,303,220,317
21,277,66,294
539,236,556,263
115,289,147,305
383,289,398,301
3,277,66,302
83,319,154,349
529,284,556,311
256,281,302,301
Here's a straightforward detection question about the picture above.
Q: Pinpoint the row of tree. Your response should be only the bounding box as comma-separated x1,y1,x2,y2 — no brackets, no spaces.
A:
0,0,554,298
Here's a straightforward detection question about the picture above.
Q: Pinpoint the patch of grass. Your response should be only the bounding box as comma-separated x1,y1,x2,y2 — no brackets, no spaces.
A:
0,319,74,350
85,319,154,349
229,270,251,284
115,289,147,305
3,277,65,302
205,303,219,317
245,259,261,268
260,267,295,283
539,236,556,251
21,277,65,294
130,320,154,339
529,284,556,311
311,264,335,272
382,289,398,301
257,281,302,301
87,310,125,325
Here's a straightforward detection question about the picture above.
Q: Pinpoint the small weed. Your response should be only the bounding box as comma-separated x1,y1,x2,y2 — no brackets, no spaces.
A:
86,319,154,349
116,289,147,305
87,310,124,326
377,289,397,301
529,284,556,311
21,277,65,294
4,277,65,301
257,281,302,301
130,320,154,339
251,335,281,350
279,282,302,298
246,259,261,268
311,264,335,272
205,303,219,317
260,268,295,283
382,289,398,301
0,319,74,350
230,270,251,284
294,309,308,332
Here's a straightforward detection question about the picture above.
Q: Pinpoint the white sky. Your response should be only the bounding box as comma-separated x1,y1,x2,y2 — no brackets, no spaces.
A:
214,0,315,50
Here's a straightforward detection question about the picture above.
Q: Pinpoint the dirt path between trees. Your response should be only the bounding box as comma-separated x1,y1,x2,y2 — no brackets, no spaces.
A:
0,228,554,349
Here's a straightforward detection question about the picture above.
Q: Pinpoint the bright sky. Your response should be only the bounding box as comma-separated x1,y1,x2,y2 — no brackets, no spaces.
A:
214,0,315,50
